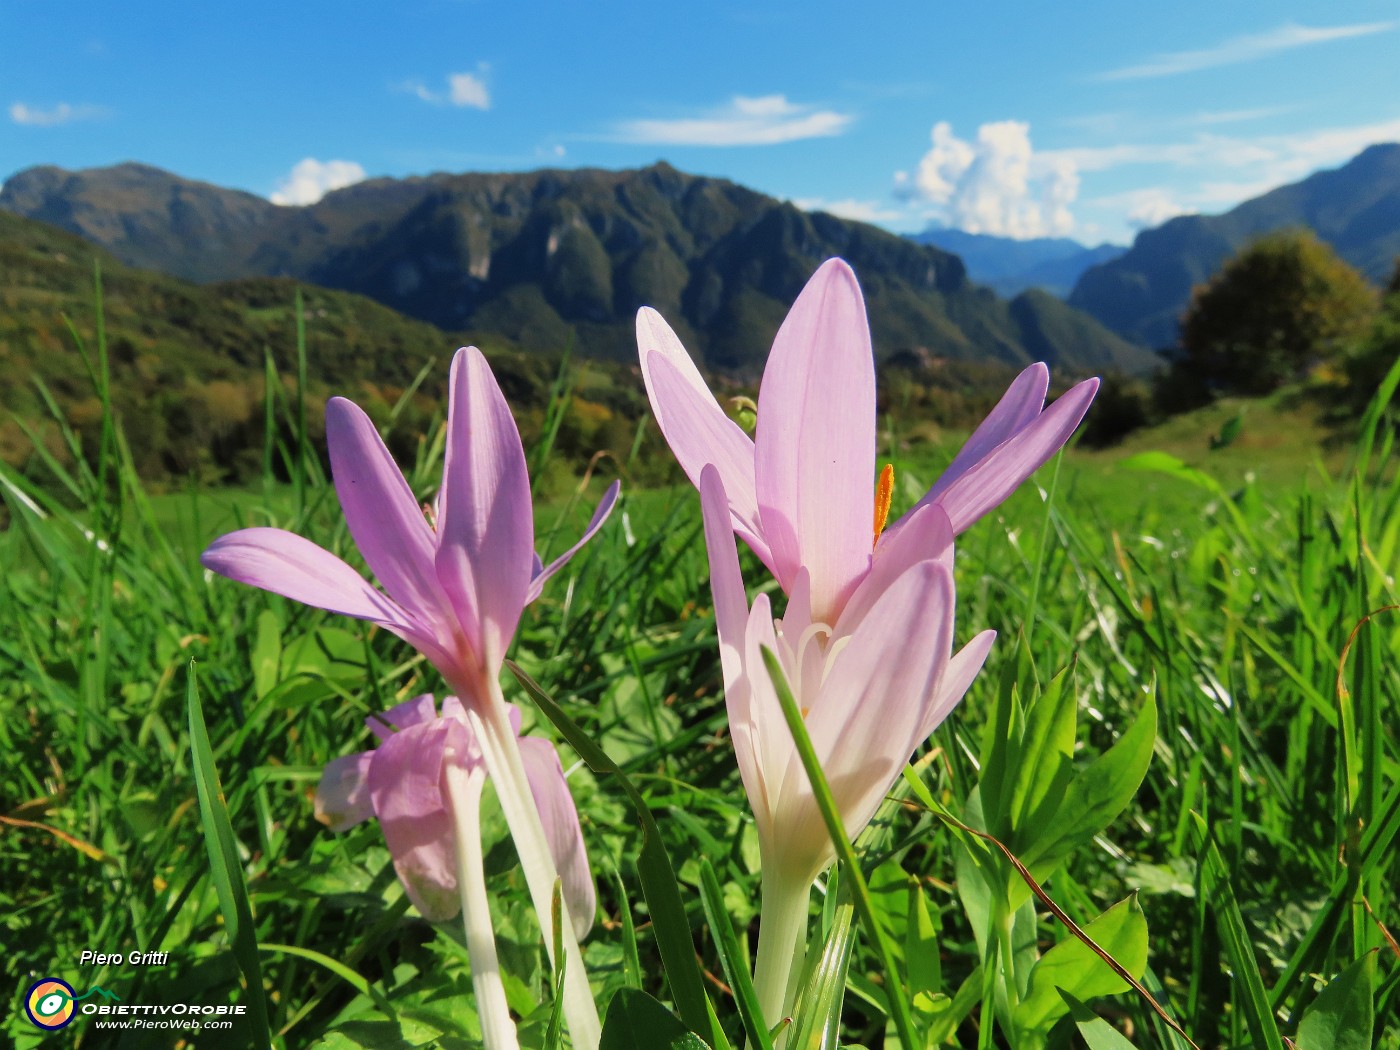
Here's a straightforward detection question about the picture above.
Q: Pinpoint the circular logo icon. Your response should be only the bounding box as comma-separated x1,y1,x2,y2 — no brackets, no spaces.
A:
25,978,77,1030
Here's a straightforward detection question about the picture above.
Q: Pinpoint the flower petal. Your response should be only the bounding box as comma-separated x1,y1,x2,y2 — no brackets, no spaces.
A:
754,259,875,622
326,396,450,635
643,342,771,570
840,503,954,638
914,376,1099,535
525,480,621,605
518,736,596,940
801,561,956,857
201,527,410,627
314,752,374,832
368,716,463,921
925,363,1049,504
435,347,534,674
367,693,440,742
919,628,995,741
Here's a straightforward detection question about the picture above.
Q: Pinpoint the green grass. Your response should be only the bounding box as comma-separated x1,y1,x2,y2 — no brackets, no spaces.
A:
2,334,1398,1049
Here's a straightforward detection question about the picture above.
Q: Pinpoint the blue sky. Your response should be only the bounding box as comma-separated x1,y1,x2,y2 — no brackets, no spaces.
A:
3,0,1399,245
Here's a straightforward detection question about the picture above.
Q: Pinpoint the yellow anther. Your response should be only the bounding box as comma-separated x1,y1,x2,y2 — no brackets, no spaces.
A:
800,706,811,720
873,463,895,545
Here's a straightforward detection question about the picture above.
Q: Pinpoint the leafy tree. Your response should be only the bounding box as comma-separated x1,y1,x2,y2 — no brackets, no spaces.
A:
1177,229,1376,395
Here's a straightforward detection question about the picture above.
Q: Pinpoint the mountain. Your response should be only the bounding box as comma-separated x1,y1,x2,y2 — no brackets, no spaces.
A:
909,228,1125,298
1068,143,1400,348
1,161,1161,376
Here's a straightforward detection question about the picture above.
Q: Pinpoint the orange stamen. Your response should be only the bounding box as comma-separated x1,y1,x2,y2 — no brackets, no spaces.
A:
873,463,894,545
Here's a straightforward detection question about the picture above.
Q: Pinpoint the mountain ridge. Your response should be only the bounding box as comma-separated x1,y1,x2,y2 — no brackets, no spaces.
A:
1,160,1160,376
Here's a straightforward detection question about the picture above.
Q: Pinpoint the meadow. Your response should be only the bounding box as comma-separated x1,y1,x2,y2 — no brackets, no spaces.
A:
2,307,1398,1049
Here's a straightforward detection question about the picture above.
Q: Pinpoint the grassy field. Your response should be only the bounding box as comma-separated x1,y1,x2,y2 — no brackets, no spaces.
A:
2,353,1398,1049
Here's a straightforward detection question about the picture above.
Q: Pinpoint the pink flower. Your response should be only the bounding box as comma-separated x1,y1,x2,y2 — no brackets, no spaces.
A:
699,466,994,888
201,346,617,707
638,258,1098,625
316,694,595,937
202,346,611,1047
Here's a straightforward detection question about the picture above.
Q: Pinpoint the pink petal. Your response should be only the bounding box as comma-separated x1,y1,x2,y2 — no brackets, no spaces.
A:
924,363,1049,504
919,629,995,741
201,527,410,628
802,561,956,853
643,347,771,571
326,397,451,636
435,347,534,674
518,736,596,939
741,592,783,834
314,752,374,832
917,376,1099,535
367,693,440,741
368,716,464,921
840,503,954,637
754,259,875,622
525,480,621,605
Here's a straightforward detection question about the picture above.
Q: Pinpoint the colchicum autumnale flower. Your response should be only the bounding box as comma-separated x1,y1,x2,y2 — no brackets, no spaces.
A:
637,258,1098,1025
701,465,994,1023
638,257,1099,626
202,346,614,1049
317,694,593,1050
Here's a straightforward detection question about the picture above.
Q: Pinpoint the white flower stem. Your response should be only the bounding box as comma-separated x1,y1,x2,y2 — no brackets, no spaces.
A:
444,758,520,1050
752,867,812,1043
470,691,601,1050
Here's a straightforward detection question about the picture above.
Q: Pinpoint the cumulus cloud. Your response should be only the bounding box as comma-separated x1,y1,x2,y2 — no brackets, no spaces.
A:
398,66,491,109
613,94,853,146
270,158,367,206
1099,21,1395,80
901,121,1079,237
448,71,490,110
10,101,103,126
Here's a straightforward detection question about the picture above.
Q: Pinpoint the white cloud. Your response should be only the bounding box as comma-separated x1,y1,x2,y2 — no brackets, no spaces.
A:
901,121,1079,238
448,71,490,110
792,196,905,225
270,158,367,206
1125,190,1192,229
397,65,491,109
1099,21,1395,80
9,101,102,126
613,94,853,146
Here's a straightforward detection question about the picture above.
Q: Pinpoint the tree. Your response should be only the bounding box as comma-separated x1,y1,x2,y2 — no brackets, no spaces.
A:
1177,229,1376,395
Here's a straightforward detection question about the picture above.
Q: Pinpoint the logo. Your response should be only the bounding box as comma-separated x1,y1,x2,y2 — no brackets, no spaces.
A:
23,979,120,1031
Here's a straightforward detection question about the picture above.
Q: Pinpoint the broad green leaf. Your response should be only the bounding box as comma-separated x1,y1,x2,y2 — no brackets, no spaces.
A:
1059,990,1142,1049
599,990,711,1050
1294,952,1375,1050
906,878,941,1000
1016,688,1157,901
1014,895,1148,1034
788,896,856,1050
1005,664,1077,844
697,859,773,1050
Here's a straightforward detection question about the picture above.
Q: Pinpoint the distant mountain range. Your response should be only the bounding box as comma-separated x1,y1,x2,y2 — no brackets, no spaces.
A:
1068,142,1400,348
0,161,1159,377
908,228,1125,298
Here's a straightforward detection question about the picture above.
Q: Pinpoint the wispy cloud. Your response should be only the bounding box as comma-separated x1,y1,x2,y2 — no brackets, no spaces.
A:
612,95,853,146
270,158,367,206
792,196,905,225
396,65,491,110
1098,21,1395,80
9,101,104,127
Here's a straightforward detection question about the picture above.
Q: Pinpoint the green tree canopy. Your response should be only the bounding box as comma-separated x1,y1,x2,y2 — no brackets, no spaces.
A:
1178,229,1377,395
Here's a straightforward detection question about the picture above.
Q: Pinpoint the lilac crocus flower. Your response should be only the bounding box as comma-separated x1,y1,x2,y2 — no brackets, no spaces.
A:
317,695,594,1050
638,257,1098,625
701,466,994,1024
202,346,612,1049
